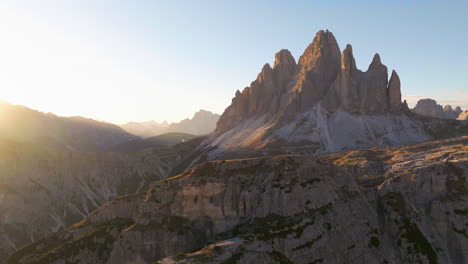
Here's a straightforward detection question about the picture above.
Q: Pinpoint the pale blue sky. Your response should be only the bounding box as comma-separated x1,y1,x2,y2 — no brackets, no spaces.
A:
0,0,466,123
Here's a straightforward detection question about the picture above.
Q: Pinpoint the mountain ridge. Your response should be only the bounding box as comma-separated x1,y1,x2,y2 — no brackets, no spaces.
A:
412,98,464,119
120,110,220,138
0,101,137,151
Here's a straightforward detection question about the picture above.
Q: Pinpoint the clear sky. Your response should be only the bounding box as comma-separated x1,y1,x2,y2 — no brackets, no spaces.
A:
0,0,466,124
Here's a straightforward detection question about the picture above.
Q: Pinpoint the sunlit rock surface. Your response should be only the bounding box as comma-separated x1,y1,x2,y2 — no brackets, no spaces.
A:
8,136,467,264
0,139,188,261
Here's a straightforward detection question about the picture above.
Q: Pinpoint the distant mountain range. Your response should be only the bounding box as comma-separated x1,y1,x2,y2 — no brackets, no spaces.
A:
118,120,170,138
119,110,220,138
110,132,198,153
0,101,137,151
411,98,466,120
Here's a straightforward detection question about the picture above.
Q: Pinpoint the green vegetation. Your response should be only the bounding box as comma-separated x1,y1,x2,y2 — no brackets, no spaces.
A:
0,184,19,195
454,208,468,215
309,258,324,264
219,203,332,243
221,247,245,264
174,253,187,261
6,218,134,264
444,162,468,201
452,224,468,239
400,219,438,264
384,192,437,264
300,178,321,187
271,250,293,264
292,234,323,251
131,215,191,235
337,185,359,201
368,236,380,248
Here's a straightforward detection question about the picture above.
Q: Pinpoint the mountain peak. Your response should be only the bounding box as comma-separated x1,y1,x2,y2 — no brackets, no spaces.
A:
273,49,295,68
216,29,409,135
193,109,218,119
368,53,385,71
341,44,356,72
298,29,340,68
388,70,402,111
261,63,272,73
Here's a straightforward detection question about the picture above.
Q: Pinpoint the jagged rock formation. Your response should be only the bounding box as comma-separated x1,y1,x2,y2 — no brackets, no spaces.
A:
412,99,445,118
0,101,137,151
8,136,467,264
216,30,406,135
120,110,220,138
186,30,466,166
412,99,463,120
190,31,468,167
0,137,191,261
444,105,463,119
166,110,221,135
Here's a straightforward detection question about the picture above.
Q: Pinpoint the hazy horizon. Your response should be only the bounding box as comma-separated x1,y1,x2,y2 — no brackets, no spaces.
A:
0,0,466,124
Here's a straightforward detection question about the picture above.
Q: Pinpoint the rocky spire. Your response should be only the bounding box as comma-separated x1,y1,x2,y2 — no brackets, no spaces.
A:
273,49,297,97
341,44,357,73
298,30,341,72
444,105,453,111
443,104,462,119
292,30,341,111
368,53,386,71
454,106,463,116
274,49,296,68
388,70,402,111
216,30,406,134
257,63,273,83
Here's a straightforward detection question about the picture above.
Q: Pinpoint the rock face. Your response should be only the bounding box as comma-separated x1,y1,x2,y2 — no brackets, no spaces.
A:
192,30,463,166
198,31,468,166
412,99,463,120
388,70,402,111
0,137,191,261
9,136,467,264
121,110,220,138
216,30,407,136
0,101,137,151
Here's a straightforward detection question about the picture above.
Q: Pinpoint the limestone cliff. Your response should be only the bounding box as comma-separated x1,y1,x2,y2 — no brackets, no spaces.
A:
196,31,468,166
8,136,467,264
0,138,186,261
216,30,408,135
